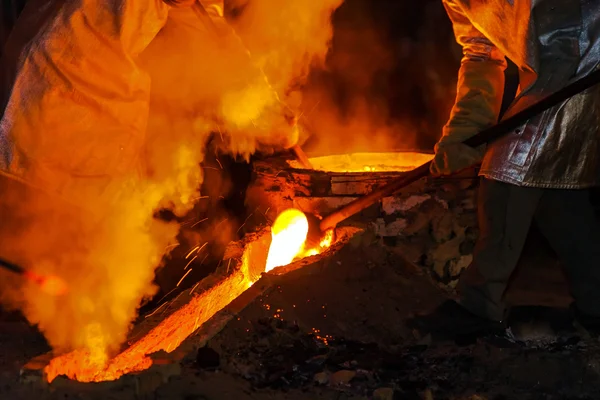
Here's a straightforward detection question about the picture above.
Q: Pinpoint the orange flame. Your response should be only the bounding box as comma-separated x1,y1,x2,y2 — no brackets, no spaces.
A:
264,209,309,272
264,208,334,273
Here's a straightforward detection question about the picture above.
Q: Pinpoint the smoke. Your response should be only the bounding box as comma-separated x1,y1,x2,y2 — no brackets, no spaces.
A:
299,0,460,156
0,0,343,367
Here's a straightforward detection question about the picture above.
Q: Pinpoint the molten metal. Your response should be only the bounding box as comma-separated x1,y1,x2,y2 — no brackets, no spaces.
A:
288,152,434,173
44,209,334,383
265,208,333,272
44,267,253,383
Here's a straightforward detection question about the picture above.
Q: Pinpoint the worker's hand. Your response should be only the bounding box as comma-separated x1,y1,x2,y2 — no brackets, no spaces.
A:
430,142,485,176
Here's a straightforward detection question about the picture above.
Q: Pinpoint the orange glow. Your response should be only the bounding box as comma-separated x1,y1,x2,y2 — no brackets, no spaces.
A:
264,209,310,272
43,219,335,383
288,152,433,173
23,271,68,297
265,209,334,273
45,267,254,383
40,216,343,383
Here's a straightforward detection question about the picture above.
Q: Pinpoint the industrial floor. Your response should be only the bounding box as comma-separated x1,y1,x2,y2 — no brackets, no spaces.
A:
1,228,596,400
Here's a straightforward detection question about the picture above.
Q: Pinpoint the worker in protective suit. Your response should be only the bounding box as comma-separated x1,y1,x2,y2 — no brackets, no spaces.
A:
0,0,295,201
411,0,600,339
0,0,298,280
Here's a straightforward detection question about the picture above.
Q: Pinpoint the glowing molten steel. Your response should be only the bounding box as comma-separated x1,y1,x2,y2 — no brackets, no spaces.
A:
43,209,333,383
44,269,253,383
265,209,309,272
288,152,434,173
265,208,333,273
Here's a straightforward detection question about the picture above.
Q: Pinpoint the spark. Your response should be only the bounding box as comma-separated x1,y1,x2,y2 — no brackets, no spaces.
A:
190,281,202,295
215,218,229,229
305,99,321,118
215,157,223,170
203,167,220,171
165,243,180,251
217,124,224,142
200,254,209,265
155,288,178,306
197,242,208,254
184,255,198,271
190,218,208,228
226,259,232,274
176,269,193,288
186,246,200,259
191,195,209,201
144,302,169,319
236,212,254,234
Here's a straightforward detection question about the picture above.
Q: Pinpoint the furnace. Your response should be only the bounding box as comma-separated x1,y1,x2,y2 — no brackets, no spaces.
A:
21,149,479,389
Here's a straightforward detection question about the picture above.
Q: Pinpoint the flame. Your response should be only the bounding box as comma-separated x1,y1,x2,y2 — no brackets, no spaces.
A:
264,209,309,272
43,209,336,383
264,208,334,273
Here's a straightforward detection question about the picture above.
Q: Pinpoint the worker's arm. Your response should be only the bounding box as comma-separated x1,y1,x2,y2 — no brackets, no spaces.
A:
431,0,507,176
0,0,170,193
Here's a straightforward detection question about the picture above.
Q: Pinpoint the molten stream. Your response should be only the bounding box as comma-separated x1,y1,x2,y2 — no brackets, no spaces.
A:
44,208,332,383
287,152,434,173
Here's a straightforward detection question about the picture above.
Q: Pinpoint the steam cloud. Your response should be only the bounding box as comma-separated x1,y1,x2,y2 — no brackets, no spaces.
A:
300,0,459,156
0,0,343,366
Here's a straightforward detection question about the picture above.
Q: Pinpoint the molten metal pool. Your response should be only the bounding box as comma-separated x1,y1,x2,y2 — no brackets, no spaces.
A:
287,151,434,173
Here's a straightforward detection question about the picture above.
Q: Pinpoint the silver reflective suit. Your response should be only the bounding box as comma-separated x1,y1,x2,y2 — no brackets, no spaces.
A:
442,0,600,188
439,0,600,324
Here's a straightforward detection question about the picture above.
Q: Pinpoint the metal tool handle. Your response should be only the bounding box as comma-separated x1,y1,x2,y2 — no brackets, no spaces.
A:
319,68,600,232
0,257,25,275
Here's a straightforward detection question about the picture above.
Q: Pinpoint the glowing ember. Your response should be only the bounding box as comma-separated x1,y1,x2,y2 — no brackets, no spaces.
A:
287,152,434,173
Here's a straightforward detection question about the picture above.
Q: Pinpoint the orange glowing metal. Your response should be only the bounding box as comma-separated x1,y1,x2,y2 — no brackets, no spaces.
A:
265,209,309,272
265,209,334,272
44,268,253,383
44,210,335,383
287,152,434,173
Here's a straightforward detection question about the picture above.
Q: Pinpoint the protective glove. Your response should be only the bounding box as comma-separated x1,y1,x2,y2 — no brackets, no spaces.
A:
430,141,485,177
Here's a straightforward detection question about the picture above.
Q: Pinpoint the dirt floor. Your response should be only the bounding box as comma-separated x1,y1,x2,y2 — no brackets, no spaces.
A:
1,229,600,400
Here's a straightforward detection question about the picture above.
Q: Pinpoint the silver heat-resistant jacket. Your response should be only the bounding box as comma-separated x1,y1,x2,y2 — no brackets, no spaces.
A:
441,0,600,188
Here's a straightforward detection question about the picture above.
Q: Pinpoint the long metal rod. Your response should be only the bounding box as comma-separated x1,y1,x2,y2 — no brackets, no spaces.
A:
319,68,600,232
0,257,25,275
291,144,313,169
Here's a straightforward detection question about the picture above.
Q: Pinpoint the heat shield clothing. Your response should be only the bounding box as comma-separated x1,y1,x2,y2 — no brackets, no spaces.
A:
438,0,600,188
0,0,170,199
